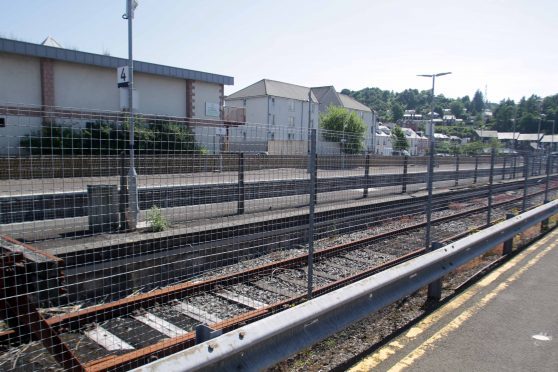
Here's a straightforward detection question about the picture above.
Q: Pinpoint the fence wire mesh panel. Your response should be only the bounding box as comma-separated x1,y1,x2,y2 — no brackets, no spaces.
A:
1,104,558,371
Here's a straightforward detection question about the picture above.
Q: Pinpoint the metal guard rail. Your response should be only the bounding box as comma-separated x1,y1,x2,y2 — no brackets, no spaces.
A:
134,199,558,372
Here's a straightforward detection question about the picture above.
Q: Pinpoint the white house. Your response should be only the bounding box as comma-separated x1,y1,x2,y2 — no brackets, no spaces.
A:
0,36,234,154
225,79,320,154
403,128,429,156
374,125,393,156
225,79,376,155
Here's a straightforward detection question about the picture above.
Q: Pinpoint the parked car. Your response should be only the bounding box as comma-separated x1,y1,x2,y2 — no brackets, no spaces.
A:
392,150,411,156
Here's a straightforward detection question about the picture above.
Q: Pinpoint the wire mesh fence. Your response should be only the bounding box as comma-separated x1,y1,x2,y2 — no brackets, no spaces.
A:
1,103,557,370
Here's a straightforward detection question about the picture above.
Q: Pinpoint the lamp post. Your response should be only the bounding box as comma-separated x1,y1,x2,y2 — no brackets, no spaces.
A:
123,0,139,230
417,72,452,250
537,113,546,151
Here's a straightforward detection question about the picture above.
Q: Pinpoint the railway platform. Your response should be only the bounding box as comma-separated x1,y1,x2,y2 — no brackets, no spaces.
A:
349,227,558,372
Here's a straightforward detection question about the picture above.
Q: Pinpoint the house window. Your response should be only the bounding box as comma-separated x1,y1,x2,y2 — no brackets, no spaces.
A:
243,131,247,140
272,115,275,125
311,103,315,113
0,117,5,128
243,99,247,107
271,97,275,108
288,133,294,140
271,132,275,140
288,116,295,127
288,99,295,112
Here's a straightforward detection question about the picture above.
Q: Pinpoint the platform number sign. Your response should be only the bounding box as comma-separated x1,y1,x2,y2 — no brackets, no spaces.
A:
117,66,130,87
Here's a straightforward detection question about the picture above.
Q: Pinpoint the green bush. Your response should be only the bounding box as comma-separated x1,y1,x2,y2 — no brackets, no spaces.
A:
21,119,205,155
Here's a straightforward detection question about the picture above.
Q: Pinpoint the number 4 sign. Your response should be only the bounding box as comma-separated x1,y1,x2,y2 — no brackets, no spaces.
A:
117,66,130,87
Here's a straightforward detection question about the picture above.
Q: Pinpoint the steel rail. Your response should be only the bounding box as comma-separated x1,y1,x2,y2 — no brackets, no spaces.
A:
135,200,558,372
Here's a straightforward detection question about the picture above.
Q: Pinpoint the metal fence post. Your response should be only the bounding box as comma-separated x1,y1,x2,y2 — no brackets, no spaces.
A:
119,151,129,231
363,154,370,198
473,155,479,184
542,155,552,231
532,155,536,176
487,148,496,226
425,140,435,250
402,155,408,193
307,129,317,300
522,154,529,213
503,213,515,255
313,153,318,205
545,154,552,204
538,154,543,175
237,153,245,215
454,155,459,187
512,155,517,179
502,155,507,180
427,241,444,301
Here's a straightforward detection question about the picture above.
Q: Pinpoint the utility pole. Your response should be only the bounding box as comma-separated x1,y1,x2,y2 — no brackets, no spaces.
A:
123,0,139,229
417,72,452,250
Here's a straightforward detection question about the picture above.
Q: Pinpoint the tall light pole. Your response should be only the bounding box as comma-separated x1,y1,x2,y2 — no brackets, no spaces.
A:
537,113,546,151
417,72,451,250
123,0,139,229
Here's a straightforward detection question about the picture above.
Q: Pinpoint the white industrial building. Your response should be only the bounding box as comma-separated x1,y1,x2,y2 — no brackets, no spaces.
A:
0,37,234,154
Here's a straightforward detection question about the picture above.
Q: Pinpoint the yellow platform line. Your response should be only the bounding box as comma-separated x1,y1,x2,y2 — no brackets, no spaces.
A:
349,228,558,372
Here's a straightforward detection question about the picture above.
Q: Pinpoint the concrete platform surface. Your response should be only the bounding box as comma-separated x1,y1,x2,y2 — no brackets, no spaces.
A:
350,227,558,372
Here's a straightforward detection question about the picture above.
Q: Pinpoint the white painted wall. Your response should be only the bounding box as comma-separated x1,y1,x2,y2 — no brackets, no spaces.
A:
226,95,319,154
134,73,186,117
53,62,120,111
268,96,319,143
0,54,42,154
0,53,41,105
193,81,221,120
226,97,268,125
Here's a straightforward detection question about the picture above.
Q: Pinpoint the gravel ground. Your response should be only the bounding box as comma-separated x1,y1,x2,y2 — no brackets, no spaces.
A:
228,283,288,305
186,293,248,320
268,251,504,372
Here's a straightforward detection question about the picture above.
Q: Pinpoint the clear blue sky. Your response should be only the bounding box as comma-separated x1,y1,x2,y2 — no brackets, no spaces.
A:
3,0,557,102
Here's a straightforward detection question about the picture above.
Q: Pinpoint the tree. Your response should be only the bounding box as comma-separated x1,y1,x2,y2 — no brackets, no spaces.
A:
450,100,465,118
391,102,404,122
460,141,485,155
320,106,366,154
472,90,485,114
492,99,516,131
391,126,409,152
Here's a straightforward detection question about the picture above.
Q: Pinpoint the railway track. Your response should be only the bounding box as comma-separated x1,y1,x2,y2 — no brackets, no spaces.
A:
8,182,550,371
57,176,550,305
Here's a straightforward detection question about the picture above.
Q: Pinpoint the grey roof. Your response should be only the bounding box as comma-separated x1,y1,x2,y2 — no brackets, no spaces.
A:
475,129,498,138
540,135,558,143
0,37,233,85
338,93,371,112
310,86,335,103
517,133,543,141
227,79,318,102
497,132,519,140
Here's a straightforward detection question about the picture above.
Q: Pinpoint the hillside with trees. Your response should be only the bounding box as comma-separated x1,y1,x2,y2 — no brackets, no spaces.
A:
341,87,558,135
